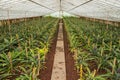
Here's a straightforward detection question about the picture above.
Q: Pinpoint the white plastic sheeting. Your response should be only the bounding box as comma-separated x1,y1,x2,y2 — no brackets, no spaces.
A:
0,0,120,22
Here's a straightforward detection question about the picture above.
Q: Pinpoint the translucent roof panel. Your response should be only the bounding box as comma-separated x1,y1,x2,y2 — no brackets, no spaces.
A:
62,0,120,22
0,0,120,22
0,0,59,20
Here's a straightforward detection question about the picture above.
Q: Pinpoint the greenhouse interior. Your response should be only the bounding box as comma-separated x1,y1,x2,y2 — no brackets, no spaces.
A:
0,0,120,80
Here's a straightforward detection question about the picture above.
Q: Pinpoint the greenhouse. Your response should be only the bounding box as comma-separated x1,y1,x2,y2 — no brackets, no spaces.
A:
0,0,120,80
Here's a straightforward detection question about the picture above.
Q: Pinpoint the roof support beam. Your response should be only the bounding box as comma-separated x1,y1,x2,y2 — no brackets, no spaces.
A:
67,0,93,11
60,0,62,11
28,0,56,11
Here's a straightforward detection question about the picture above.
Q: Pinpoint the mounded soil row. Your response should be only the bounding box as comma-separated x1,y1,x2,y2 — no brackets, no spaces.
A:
63,22,79,80
39,23,59,80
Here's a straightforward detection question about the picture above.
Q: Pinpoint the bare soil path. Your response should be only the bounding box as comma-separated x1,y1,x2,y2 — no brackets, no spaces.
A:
51,23,66,80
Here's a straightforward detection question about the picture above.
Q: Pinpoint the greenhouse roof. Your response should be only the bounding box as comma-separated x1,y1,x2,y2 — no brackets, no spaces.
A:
0,0,120,22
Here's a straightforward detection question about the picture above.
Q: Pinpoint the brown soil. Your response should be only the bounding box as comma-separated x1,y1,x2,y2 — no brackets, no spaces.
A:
39,20,79,80
63,23,79,80
39,25,59,80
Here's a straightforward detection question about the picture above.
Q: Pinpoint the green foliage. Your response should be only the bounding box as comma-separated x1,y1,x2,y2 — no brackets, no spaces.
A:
64,17,120,80
0,17,58,79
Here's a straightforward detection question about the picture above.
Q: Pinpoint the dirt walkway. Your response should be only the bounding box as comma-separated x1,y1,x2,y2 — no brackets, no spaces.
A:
40,21,78,80
51,23,66,80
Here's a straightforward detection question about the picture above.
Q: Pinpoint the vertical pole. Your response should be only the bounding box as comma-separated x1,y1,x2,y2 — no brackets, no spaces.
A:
59,10,60,19
25,12,26,26
0,20,1,26
106,10,109,29
7,10,10,32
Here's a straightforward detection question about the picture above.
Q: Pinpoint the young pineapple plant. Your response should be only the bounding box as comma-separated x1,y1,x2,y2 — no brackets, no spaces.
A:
64,17,120,80
0,17,59,79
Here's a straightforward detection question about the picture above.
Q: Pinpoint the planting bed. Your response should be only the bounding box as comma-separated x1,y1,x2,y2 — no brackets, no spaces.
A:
63,22,79,80
39,22,59,80
64,17,120,80
0,17,59,80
